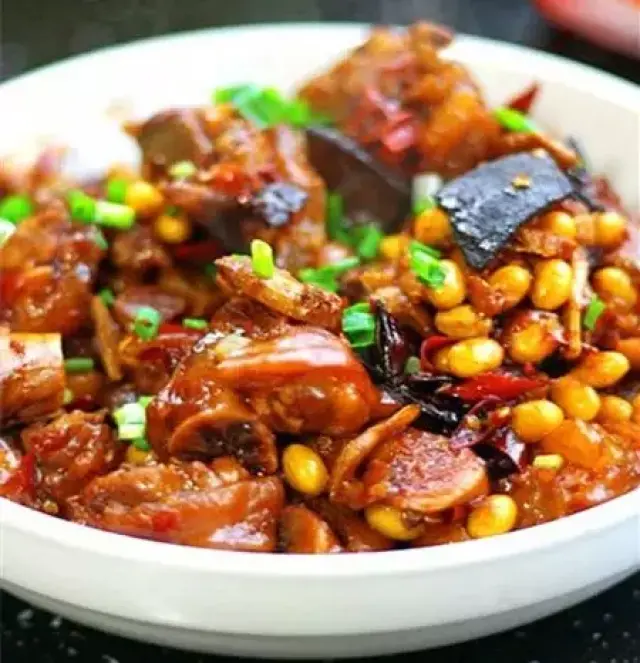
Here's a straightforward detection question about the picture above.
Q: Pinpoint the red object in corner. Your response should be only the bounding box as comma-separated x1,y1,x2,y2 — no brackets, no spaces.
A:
535,0,640,58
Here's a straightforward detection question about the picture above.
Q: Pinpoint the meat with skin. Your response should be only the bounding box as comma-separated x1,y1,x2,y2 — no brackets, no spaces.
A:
21,410,120,509
68,461,284,551
362,427,489,513
279,505,343,553
0,332,65,428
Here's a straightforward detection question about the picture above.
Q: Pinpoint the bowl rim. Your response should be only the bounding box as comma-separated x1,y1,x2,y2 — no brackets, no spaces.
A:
1,22,639,579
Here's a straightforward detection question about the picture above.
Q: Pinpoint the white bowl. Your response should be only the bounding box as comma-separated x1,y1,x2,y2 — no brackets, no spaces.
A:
0,23,639,660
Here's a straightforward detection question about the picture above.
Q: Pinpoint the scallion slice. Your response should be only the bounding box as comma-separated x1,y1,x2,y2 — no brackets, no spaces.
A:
169,160,197,180
95,201,135,230
98,288,116,307
404,356,421,375
0,194,33,224
0,218,16,245
353,225,383,261
299,256,360,292
113,401,147,441
106,179,128,204
64,357,95,374
494,107,536,133
251,239,274,279
183,317,208,331
132,437,151,451
93,228,109,251
583,295,606,331
413,195,436,216
410,241,446,288
132,306,161,341
342,302,376,349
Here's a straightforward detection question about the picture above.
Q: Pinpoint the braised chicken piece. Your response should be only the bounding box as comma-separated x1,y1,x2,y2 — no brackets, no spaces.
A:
68,461,284,551
0,22,638,553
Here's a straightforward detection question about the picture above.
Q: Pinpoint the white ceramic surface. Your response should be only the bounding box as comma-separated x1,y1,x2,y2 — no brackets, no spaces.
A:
0,24,639,660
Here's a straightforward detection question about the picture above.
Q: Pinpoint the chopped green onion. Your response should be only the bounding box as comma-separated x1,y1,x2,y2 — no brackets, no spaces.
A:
203,263,217,279
169,160,197,180
353,225,383,261
132,437,151,451
95,201,135,230
93,228,109,251
299,256,360,292
342,302,376,349
583,295,606,331
410,240,441,259
137,396,154,408
63,388,74,405
410,242,446,288
251,239,274,279
0,218,16,245
0,194,33,224
67,190,97,223
98,288,115,307
213,85,331,129
404,356,421,374
413,195,436,216
325,192,346,241
183,317,208,330
113,402,147,441
63,357,95,374
494,107,536,133
132,306,161,341
106,179,128,204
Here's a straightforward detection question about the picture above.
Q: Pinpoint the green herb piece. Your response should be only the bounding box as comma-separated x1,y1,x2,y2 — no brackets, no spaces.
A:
410,242,446,288
413,195,436,216
94,201,135,230
113,402,147,441
67,190,97,223
93,228,109,251
409,240,441,259
106,179,129,204
352,225,383,261
583,295,606,331
132,437,151,451
493,107,536,133
138,396,154,408
251,239,274,279
132,306,161,341
404,356,421,375
203,263,217,279
169,160,197,180
63,357,95,374
98,288,115,307
299,256,360,292
325,192,346,241
342,302,376,349
0,194,33,224
0,218,16,245
183,317,208,331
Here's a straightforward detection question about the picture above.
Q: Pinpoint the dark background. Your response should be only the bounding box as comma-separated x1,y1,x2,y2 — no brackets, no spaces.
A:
1,0,639,661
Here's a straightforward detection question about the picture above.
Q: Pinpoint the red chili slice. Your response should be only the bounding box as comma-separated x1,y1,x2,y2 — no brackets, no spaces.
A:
157,322,205,337
420,335,455,369
172,240,224,262
447,372,546,402
506,83,540,115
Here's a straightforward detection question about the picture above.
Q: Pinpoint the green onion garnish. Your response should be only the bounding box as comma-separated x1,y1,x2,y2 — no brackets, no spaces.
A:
299,256,360,292
326,192,346,241
493,107,536,133
63,388,74,405
94,201,135,230
169,161,197,180
132,306,161,341
342,302,376,349
0,218,16,245
583,295,606,331
106,179,128,204
63,357,95,374
353,225,383,261
213,85,331,129
410,242,446,288
132,437,151,451
203,263,217,279
68,190,97,223
404,356,421,374
251,239,275,279
113,402,147,441
93,228,109,251
183,317,208,330
0,194,33,224
410,240,441,259
99,288,115,307
138,396,154,408
413,195,436,216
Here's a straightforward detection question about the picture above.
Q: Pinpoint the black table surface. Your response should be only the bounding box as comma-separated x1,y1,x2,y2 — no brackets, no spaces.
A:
1,0,639,661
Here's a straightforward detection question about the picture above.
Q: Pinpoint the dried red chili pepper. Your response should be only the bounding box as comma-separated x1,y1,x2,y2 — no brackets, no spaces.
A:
506,82,540,115
446,372,546,402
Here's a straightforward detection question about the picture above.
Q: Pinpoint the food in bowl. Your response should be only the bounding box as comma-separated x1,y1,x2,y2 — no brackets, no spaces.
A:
0,22,638,554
